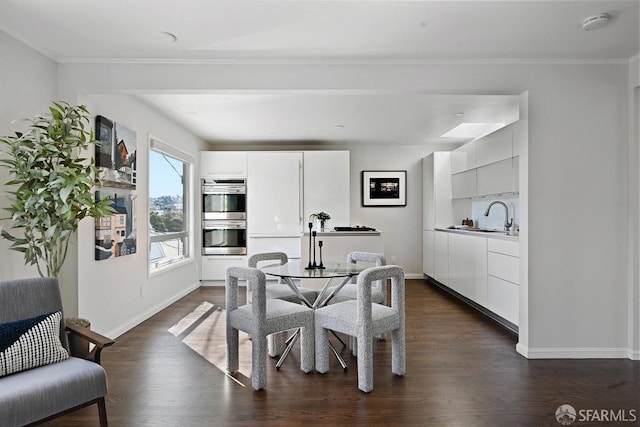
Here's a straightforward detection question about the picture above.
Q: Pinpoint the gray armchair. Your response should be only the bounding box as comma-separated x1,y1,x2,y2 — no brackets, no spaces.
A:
0,277,114,427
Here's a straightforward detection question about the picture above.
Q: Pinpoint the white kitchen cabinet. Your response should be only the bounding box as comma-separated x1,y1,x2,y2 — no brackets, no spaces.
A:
248,236,302,260
513,157,520,193
476,157,514,196
487,276,519,325
303,151,349,228
200,151,247,177
423,229,435,277
201,255,247,281
423,152,453,230
448,233,488,306
450,140,477,174
451,169,477,199
476,126,512,168
434,231,449,284
487,237,519,325
247,152,303,236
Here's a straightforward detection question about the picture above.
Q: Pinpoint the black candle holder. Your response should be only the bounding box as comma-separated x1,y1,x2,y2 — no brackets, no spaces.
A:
311,231,317,268
305,222,314,270
318,240,325,269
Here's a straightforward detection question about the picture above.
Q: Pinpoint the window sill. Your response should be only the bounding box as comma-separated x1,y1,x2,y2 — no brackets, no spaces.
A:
149,257,195,278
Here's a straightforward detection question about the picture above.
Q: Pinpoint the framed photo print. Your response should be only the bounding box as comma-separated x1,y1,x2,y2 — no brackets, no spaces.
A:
94,115,137,189
361,170,407,207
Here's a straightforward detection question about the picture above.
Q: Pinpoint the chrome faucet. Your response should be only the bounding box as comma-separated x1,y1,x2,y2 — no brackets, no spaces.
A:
484,201,513,232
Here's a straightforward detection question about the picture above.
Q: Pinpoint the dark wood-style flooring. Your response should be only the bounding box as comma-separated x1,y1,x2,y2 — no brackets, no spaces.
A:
43,279,639,426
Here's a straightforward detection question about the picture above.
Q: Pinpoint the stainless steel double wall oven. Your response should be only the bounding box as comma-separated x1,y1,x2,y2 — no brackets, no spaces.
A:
201,178,247,255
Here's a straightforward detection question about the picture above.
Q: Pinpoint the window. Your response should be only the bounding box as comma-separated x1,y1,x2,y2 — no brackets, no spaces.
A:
148,137,193,272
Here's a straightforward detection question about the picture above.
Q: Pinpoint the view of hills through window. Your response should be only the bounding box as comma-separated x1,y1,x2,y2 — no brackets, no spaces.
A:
149,148,189,270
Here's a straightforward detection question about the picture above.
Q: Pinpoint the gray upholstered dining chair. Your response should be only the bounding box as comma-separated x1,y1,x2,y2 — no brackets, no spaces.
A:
247,252,318,304
314,265,406,393
247,252,318,356
0,277,114,427
226,266,315,391
327,251,387,354
328,251,387,305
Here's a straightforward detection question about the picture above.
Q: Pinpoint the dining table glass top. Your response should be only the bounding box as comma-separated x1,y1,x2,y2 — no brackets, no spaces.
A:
259,259,370,279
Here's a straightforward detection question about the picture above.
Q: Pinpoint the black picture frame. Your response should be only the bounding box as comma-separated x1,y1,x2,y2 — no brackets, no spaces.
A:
361,170,407,207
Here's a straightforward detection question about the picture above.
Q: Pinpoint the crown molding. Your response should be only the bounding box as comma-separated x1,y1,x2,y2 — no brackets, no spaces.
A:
55,56,634,66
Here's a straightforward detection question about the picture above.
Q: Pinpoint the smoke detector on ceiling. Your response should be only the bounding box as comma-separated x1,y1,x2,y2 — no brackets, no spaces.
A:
582,13,610,31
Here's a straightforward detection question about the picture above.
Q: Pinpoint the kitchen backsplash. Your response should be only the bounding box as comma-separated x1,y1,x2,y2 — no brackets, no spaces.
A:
470,196,520,231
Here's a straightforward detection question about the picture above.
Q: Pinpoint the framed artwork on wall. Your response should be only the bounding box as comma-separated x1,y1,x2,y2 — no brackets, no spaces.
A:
95,115,137,189
95,188,137,260
361,170,407,207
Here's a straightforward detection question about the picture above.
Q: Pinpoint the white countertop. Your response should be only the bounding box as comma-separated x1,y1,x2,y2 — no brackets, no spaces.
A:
303,230,382,237
435,227,519,241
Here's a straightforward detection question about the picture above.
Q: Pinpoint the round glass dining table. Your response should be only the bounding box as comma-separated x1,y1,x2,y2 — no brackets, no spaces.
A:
259,259,372,369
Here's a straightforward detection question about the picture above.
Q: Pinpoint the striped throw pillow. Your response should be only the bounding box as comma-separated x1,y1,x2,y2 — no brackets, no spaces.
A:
0,311,69,377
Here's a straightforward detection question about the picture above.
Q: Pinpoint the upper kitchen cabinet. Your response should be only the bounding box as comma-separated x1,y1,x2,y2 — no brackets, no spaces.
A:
476,158,514,196
450,140,477,174
451,121,521,199
476,126,512,168
200,151,248,178
303,151,350,228
451,169,477,199
247,152,303,236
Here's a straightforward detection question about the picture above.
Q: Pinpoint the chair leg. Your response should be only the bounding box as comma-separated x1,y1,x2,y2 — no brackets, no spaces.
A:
357,335,374,393
252,334,268,390
268,331,287,357
226,326,239,373
315,324,329,373
97,397,108,427
391,327,406,376
300,323,314,373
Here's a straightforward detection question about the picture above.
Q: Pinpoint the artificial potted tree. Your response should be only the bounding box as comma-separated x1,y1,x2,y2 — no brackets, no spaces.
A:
0,102,114,277
309,211,331,231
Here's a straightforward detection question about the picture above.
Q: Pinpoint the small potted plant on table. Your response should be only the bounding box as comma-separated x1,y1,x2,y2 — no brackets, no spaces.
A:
309,212,331,231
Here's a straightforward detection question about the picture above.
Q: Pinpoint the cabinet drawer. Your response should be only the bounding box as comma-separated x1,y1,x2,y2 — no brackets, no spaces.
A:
487,275,519,325
248,236,302,259
201,256,247,280
488,252,519,284
488,238,519,257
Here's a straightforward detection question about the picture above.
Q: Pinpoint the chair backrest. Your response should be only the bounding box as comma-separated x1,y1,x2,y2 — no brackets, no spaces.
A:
0,277,69,350
347,251,387,289
226,266,268,331
356,265,404,326
248,252,288,268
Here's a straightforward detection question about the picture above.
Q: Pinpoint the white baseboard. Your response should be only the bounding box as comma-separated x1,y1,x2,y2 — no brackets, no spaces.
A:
629,349,640,360
106,281,201,339
517,344,632,359
405,273,424,280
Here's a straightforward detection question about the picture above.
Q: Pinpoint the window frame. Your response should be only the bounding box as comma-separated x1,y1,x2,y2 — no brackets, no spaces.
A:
148,135,195,275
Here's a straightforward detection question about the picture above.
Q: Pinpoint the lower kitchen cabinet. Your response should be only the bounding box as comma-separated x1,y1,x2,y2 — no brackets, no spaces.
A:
434,231,449,284
429,230,519,329
487,238,519,325
448,233,487,306
201,255,247,281
423,229,435,277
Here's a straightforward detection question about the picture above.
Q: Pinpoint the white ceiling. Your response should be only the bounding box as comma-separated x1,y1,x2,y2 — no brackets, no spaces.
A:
1,0,637,145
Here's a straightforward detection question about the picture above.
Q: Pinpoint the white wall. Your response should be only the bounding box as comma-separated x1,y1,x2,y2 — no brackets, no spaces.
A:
0,32,57,280
74,95,208,338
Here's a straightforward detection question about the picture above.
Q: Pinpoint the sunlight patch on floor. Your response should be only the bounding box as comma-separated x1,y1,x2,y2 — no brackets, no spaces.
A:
168,301,252,385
